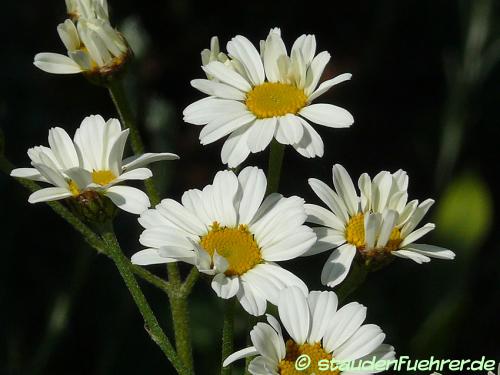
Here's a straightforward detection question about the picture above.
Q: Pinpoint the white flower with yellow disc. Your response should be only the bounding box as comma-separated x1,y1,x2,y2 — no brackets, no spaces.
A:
34,2,129,75
11,115,178,214
223,286,395,374
184,28,353,167
305,164,455,287
131,167,316,316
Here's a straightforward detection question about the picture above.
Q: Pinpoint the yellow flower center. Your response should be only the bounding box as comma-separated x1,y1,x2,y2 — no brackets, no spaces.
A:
278,340,339,375
245,82,308,119
68,180,80,197
199,222,262,276
91,170,117,186
345,213,402,254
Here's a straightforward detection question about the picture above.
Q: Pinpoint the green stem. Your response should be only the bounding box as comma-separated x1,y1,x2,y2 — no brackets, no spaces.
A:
181,267,199,295
167,264,194,374
101,225,187,374
107,79,160,205
266,140,285,195
221,299,235,375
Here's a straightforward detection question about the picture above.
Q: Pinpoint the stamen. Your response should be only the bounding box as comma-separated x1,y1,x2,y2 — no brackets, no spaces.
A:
199,222,262,276
245,82,307,119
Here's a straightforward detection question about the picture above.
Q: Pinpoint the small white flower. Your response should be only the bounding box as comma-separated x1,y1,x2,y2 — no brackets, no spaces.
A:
34,2,129,75
131,167,316,316
224,286,395,374
11,115,178,214
184,28,353,167
305,164,455,287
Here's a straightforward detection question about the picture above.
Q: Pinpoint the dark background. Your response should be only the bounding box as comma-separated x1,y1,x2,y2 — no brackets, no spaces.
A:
1,0,499,374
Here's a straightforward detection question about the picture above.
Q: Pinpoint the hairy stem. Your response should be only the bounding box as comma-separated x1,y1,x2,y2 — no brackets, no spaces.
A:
266,140,286,195
101,225,187,374
220,299,235,375
167,264,194,374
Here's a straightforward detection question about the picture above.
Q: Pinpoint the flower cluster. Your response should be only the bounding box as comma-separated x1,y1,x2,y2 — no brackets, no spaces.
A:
12,6,458,374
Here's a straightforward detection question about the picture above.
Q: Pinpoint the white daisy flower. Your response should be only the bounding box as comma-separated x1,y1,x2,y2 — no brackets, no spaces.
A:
11,115,178,214
224,286,395,374
34,6,129,75
184,28,354,167
131,166,316,316
305,164,455,287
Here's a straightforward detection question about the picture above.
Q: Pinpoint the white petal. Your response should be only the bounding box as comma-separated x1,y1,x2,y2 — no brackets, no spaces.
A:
48,127,79,169
211,273,240,299
183,97,248,125
304,51,330,95
364,213,382,249
200,112,255,145
303,226,345,256
392,249,431,264
332,164,359,217
333,324,385,361
250,323,283,364
278,287,309,344
112,168,152,184
32,163,67,188
358,173,372,213
122,153,179,171
203,61,252,92
300,103,354,128
211,170,239,227
260,226,316,261
292,118,324,158
237,279,267,316
371,172,393,213
403,244,455,260
227,35,265,85
65,167,92,190
308,290,338,343
308,73,352,102
237,166,267,224
221,123,252,168
106,186,150,214
400,223,435,247
10,168,47,182
321,244,357,287
323,302,367,352
131,248,175,265
191,79,246,100
400,199,435,237
28,187,71,203
247,118,277,153
376,210,399,248
156,199,207,235
291,34,316,66
223,347,259,367
33,52,82,74
274,114,304,145
263,32,288,82
243,263,308,306
305,203,345,231
248,356,277,375
308,178,349,223
107,129,129,176
139,226,194,249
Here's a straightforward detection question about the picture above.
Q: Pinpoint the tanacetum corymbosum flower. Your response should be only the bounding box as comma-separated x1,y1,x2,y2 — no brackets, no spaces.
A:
223,286,395,374
184,28,354,167
131,166,316,316
34,1,129,76
11,115,178,214
305,164,455,287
